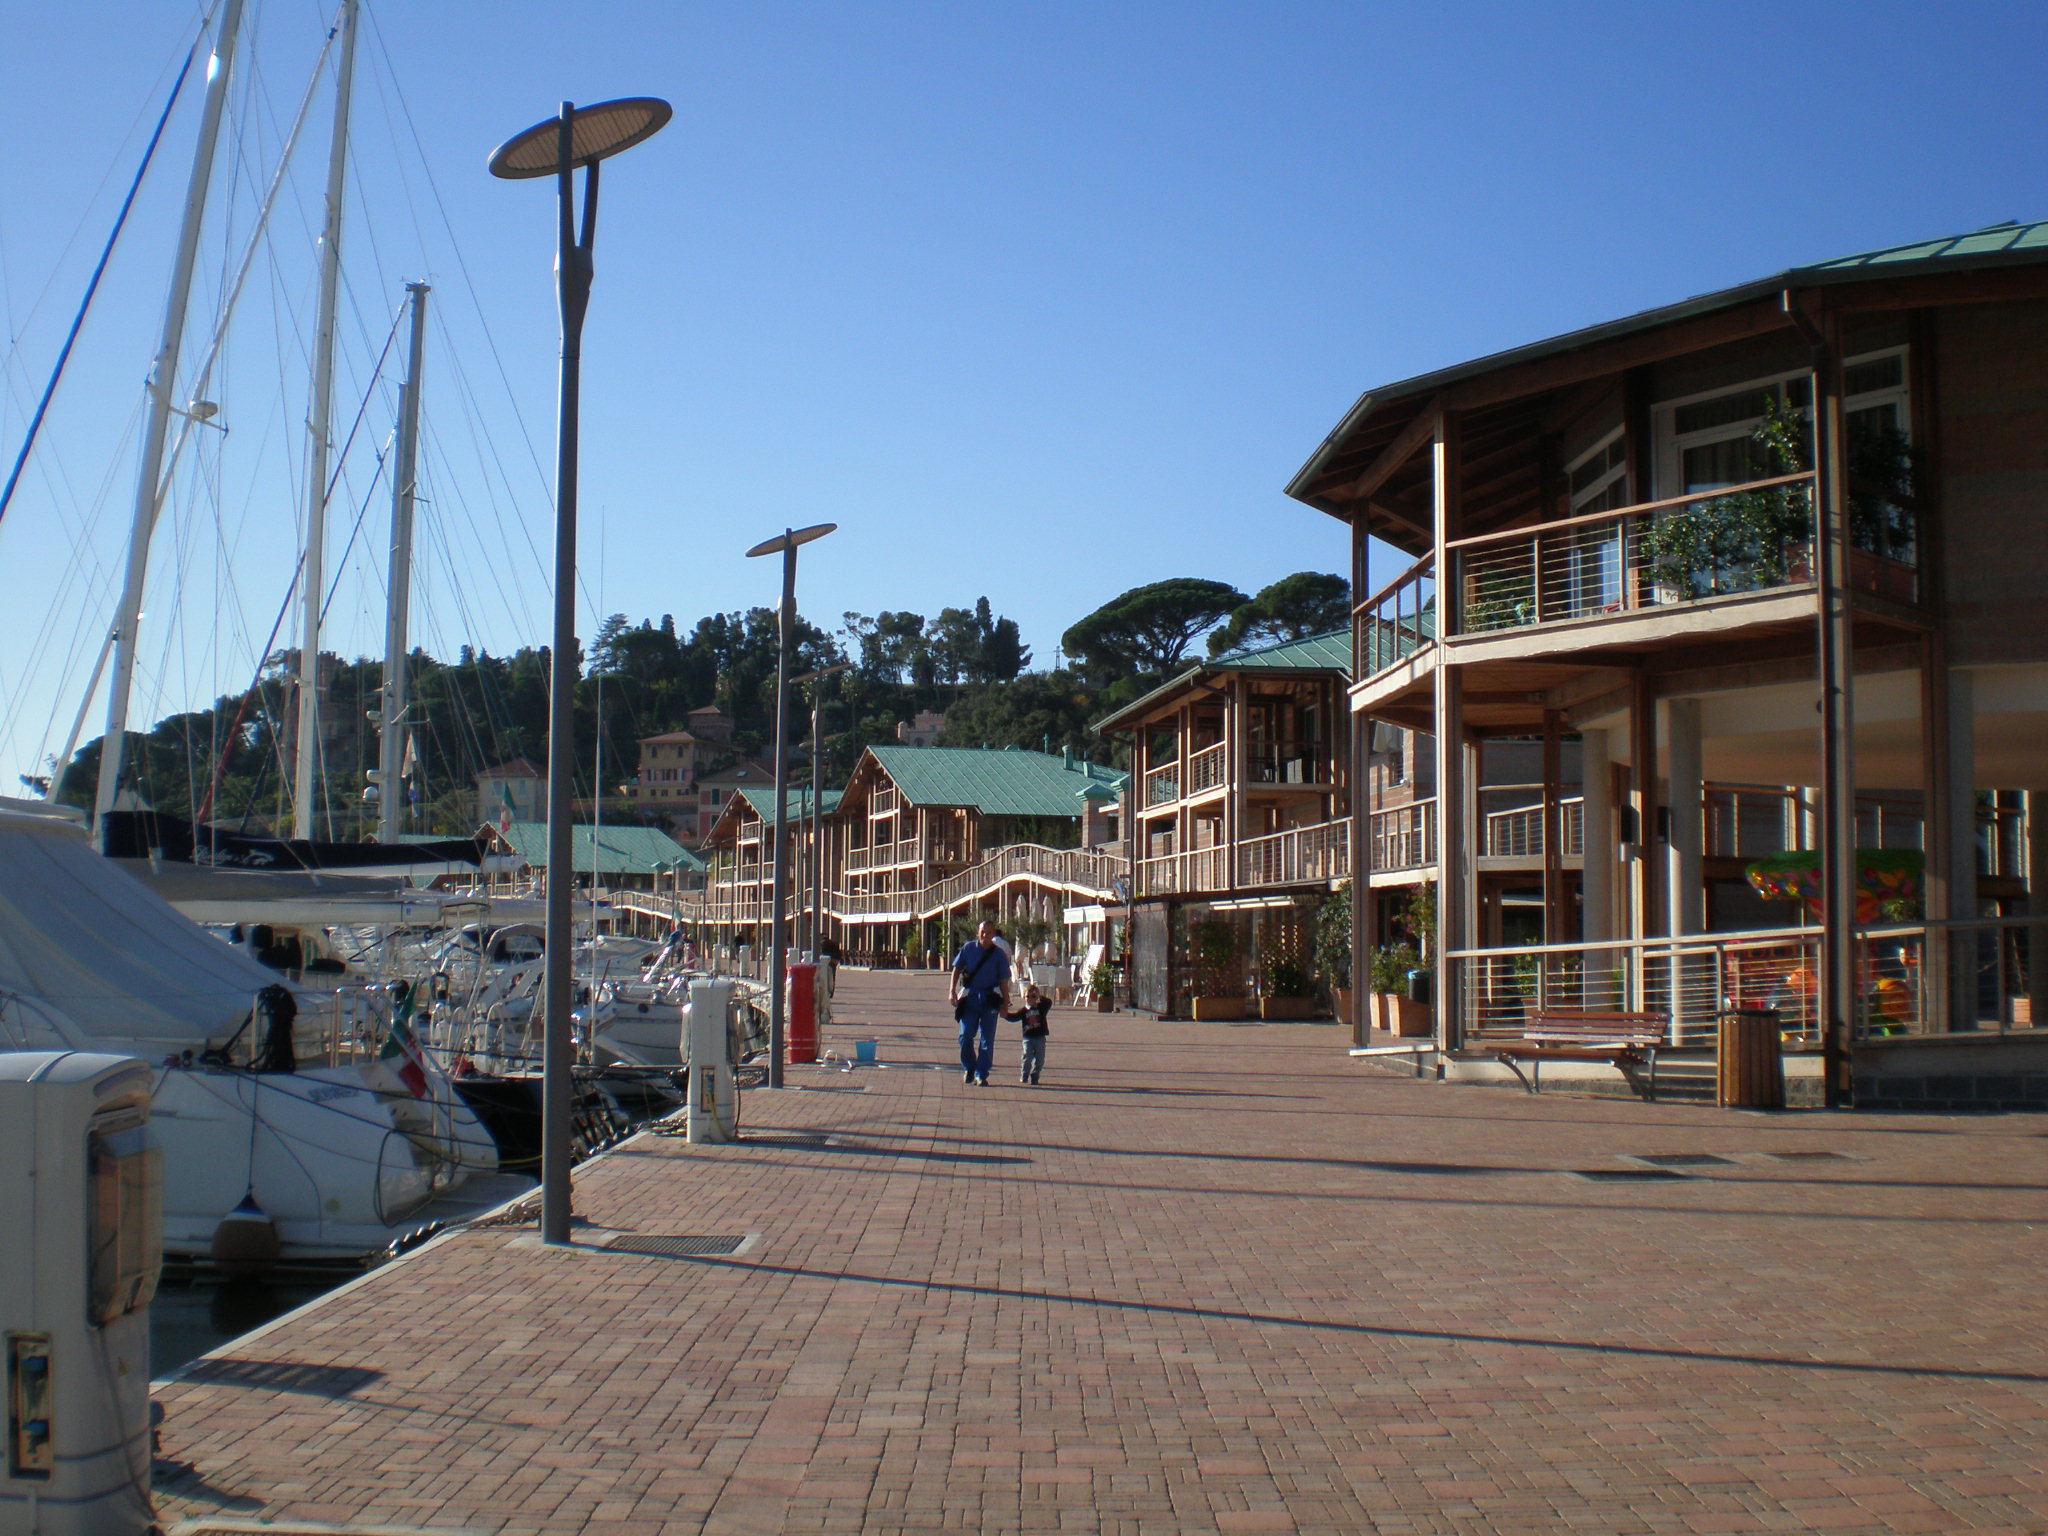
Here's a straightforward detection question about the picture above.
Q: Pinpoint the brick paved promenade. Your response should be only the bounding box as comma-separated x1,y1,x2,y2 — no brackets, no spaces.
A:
156,970,2048,1535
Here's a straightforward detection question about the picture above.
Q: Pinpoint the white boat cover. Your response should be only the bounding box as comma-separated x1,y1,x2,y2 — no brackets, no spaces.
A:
0,800,279,1046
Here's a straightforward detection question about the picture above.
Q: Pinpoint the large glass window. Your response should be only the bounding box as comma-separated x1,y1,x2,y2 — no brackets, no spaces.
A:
1558,429,1629,616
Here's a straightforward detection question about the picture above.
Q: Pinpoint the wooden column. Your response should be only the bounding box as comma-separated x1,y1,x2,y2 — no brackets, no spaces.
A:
1350,708,1375,1046
1227,676,1248,893
1430,410,1464,1049
1946,667,1978,1032
2028,789,2047,1031
1541,709,1563,943
1813,323,1859,1106
1919,632,1951,1032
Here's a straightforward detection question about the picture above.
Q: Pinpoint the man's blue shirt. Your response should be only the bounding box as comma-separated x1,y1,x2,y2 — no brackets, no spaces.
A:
952,940,1011,1001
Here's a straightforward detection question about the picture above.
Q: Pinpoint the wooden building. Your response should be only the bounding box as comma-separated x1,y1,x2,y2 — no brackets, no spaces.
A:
1289,218,2048,1106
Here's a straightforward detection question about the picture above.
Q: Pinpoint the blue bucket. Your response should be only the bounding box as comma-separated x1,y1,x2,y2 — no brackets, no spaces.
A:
854,1039,877,1064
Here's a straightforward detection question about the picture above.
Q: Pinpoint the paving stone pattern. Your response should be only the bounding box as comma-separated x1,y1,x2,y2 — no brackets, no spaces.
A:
155,971,2048,1534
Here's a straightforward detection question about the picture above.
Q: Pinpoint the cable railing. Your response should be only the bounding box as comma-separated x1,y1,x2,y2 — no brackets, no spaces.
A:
916,842,1120,916
1450,472,1818,635
1481,794,1585,858
1134,846,1231,897
1238,819,1350,889
1446,914,2043,1048
1353,553,1435,684
1188,741,1228,794
1370,799,1435,872
1144,762,1181,806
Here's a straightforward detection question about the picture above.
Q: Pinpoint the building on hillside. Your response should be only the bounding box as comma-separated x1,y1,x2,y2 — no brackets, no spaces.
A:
493,820,705,898
896,710,946,747
1288,217,2048,1106
475,759,545,828
830,746,1127,967
626,713,743,836
674,758,777,847
1096,631,1356,1019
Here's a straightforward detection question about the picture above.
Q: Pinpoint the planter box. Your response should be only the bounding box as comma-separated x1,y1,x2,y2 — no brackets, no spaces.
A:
1372,992,1433,1038
1191,995,1247,1021
1260,996,1315,1021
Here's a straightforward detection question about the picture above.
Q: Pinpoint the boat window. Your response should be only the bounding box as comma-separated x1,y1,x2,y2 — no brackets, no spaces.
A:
87,1105,160,1325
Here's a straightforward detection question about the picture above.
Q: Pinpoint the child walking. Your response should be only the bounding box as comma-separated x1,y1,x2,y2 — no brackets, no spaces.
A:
1004,984,1052,1085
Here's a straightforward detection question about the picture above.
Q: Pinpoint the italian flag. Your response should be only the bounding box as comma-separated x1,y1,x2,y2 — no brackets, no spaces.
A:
498,783,517,836
378,1014,430,1098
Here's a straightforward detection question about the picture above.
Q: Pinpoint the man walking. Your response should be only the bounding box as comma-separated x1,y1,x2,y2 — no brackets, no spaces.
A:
950,919,1012,1086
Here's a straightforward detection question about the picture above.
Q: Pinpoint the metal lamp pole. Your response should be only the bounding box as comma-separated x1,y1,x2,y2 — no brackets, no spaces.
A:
745,523,837,1088
490,96,670,1246
793,662,852,956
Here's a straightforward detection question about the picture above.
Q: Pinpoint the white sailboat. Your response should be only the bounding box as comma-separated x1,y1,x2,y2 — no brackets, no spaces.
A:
0,797,505,1265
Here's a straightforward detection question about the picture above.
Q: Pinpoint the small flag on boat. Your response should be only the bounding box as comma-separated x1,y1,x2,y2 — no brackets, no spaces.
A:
498,783,516,836
378,1014,430,1098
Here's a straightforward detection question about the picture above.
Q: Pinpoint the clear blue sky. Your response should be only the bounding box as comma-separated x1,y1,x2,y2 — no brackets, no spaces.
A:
3,0,2045,787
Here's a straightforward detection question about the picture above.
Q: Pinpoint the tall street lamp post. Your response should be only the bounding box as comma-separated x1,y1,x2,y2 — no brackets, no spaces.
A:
793,662,852,954
745,523,837,1088
490,96,670,1246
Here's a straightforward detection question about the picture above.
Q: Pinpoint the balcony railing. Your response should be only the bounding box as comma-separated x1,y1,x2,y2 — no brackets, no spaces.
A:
1134,846,1230,897
1480,794,1585,858
1370,799,1435,872
1353,553,1435,685
1144,762,1181,806
1450,472,1821,636
1188,741,1227,794
1238,819,1350,889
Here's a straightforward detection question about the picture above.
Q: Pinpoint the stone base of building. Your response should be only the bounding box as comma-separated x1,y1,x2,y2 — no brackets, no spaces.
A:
1852,1033,2048,1111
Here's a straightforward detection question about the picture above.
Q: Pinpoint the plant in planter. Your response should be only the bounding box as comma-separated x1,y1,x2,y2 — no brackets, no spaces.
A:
1085,961,1118,1013
1189,916,1244,1020
1260,955,1316,1020
1367,940,1431,1036
1314,881,1354,1024
1640,398,1812,601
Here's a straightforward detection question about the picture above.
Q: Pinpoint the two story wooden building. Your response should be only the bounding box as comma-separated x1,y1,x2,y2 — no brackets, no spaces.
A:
1291,218,2048,1107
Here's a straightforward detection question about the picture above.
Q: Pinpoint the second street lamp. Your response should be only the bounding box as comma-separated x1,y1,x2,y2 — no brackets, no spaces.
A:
745,522,837,1087
490,95,669,1246
793,661,852,955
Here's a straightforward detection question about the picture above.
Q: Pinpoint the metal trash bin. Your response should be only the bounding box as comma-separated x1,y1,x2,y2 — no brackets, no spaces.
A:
1717,1008,1784,1109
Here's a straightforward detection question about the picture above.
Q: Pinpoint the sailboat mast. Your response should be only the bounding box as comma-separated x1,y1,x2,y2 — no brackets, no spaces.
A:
376,281,429,843
92,0,248,849
291,0,361,841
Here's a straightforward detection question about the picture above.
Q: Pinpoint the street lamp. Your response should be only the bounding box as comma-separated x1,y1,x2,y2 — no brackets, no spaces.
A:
744,522,837,1087
490,95,669,1247
793,661,852,956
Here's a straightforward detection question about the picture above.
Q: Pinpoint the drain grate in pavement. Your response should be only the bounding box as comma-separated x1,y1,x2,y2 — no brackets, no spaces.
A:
1765,1150,1849,1161
1572,1168,1689,1182
171,1523,478,1535
1627,1153,1735,1167
748,1130,834,1145
606,1234,750,1258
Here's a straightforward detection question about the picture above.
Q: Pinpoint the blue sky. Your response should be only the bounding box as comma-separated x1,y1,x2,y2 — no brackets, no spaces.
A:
3,0,2045,787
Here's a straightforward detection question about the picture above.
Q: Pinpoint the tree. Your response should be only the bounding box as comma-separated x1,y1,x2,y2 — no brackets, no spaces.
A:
1061,578,1246,684
936,669,1119,765
1206,572,1351,656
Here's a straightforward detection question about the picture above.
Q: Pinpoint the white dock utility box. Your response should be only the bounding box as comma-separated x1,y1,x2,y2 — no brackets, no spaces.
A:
0,1052,161,1536
685,980,739,1144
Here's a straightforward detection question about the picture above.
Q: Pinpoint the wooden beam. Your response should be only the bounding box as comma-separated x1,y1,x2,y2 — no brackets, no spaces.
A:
1441,299,1794,417
1341,398,1443,504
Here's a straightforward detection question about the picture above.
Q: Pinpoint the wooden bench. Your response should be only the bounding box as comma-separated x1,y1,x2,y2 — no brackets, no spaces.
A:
1489,1008,1668,1100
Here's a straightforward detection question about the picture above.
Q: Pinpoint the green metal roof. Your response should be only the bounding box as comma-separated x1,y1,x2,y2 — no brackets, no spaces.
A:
1804,217,2048,269
866,746,1127,817
500,821,704,876
735,787,843,821
1094,629,1352,733
1207,628,1352,673
1289,217,2048,511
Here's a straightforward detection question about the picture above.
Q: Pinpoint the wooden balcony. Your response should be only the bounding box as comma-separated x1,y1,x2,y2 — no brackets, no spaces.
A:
1144,762,1181,806
1370,799,1435,873
1134,846,1230,897
1187,741,1227,795
1237,819,1349,890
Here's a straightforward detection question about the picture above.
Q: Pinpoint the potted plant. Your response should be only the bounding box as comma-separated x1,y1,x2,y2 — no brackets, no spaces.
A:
1260,955,1316,1020
1314,882,1354,1028
1369,941,1431,1037
1189,917,1245,1020
1085,961,1117,1014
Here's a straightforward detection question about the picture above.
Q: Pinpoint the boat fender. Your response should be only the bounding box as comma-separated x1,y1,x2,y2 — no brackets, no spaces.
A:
211,1190,281,1279
252,983,298,1073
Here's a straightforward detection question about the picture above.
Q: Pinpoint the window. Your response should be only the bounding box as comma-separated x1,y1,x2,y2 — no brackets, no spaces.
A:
1658,372,1813,498
1557,428,1629,617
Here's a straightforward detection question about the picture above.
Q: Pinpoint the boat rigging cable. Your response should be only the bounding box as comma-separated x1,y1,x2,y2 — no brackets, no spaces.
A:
58,18,345,804
0,34,200,530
